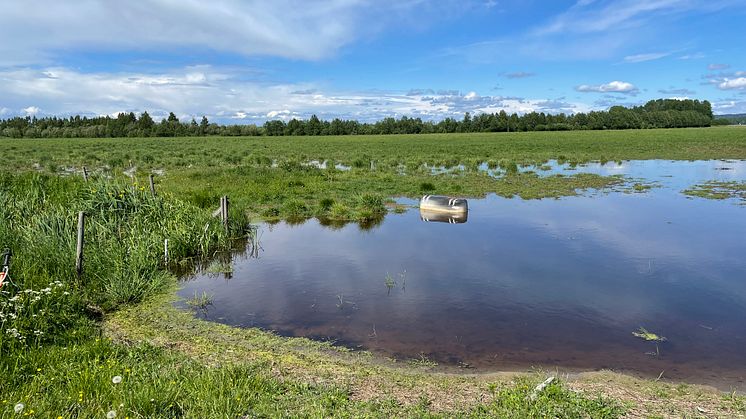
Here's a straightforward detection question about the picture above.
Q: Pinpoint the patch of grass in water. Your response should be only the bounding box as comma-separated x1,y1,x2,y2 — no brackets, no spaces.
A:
205,259,233,274
384,273,396,291
683,181,746,202
186,291,214,310
633,327,667,342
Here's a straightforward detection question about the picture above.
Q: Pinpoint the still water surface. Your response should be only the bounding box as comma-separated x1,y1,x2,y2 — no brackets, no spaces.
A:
179,160,746,389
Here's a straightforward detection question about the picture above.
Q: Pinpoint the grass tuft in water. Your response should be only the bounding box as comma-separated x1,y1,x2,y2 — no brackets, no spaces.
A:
205,259,233,274
633,327,667,342
186,291,214,310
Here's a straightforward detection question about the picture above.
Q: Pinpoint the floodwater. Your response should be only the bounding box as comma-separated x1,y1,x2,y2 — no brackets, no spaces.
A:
179,160,746,390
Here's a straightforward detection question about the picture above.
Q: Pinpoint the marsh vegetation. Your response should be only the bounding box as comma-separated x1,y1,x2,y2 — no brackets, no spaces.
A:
2,128,746,416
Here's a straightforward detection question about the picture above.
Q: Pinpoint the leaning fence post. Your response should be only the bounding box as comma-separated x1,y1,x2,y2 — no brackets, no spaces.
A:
76,211,85,278
149,174,156,197
82,166,89,182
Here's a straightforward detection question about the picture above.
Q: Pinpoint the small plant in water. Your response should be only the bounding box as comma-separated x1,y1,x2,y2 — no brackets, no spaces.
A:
633,327,667,342
384,273,396,290
205,259,233,274
187,291,214,311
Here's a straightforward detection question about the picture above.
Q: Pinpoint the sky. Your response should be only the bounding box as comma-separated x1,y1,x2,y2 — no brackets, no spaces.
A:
0,0,745,123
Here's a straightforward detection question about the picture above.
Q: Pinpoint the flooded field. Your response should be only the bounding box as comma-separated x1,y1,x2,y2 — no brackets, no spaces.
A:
179,160,746,389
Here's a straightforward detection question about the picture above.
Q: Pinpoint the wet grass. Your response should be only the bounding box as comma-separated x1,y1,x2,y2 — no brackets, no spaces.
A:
3,128,746,416
3,127,745,221
185,291,214,311
684,181,746,202
3,128,746,174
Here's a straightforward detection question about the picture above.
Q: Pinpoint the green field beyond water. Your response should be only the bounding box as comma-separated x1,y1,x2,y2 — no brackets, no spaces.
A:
4,127,746,222
2,127,746,417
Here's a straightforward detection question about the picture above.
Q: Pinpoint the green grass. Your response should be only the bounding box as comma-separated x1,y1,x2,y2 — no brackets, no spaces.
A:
185,291,214,311
684,181,746,202
4,128,746,174
4,127,744,222
2,128,746,416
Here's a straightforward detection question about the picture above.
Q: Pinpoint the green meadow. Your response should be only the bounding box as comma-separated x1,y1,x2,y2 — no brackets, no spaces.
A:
2,127,746,417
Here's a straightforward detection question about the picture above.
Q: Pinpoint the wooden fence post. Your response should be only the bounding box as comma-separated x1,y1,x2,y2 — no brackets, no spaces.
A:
76,212,85,278
221,195,230,232
82,166,89,182
149,174,156,197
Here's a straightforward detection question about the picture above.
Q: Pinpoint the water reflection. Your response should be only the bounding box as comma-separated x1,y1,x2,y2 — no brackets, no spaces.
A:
420,208,468,223
179,160,746,390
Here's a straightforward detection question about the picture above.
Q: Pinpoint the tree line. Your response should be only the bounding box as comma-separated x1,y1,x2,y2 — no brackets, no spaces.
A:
0,99,713,139
713,113,746,125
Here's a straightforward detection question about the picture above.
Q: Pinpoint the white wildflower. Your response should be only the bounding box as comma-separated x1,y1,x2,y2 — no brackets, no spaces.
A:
107,410,117,418
112,375,122,384
14,403,24,414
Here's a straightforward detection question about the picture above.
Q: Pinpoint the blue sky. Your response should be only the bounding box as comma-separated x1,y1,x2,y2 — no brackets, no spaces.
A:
0,0,745,123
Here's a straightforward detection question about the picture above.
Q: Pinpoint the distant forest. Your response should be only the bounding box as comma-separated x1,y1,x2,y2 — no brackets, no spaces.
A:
0,99,714,138
713,113,746,125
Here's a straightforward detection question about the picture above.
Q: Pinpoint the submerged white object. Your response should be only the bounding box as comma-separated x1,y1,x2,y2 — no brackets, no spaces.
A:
419,195,468,214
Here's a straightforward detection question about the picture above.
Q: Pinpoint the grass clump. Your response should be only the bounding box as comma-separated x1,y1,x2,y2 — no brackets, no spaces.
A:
384,273,396,290
473,377,625,418
683,181,746,202
633,327,667,342
204,259,233,274
186,291,214,310
420,181,436,192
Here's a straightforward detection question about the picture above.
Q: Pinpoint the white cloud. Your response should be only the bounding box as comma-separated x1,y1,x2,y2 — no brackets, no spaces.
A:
463,91,480,100
708,63,731,71
575,81,639,95
623,52,669,63
22,106,40,115
0,0,446,65
718,78,746,90
713,100,746,114
534,0,731,35
0,66,595,123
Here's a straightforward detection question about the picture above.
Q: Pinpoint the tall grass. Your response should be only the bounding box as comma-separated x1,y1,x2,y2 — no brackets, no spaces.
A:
0,172,232,352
